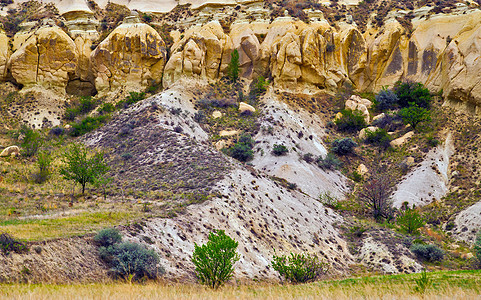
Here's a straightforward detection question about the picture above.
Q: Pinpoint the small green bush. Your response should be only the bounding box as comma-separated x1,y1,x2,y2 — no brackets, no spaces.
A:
317,153,342,170
116,92,146,109
225,134,255,162
365,128,391,149
94,228,122,247
331,138,357,155
65,96,97,121
272,144,288,156
228,49,240,83
272,252,328,283
70,115,109,137
474,230,481,266
33,150,52,184
20,126,43,157
393,81,431,108
0,232,28,254
302,153,314,163
398,102,431,129
100,241,162,280
397,209,424,234
375,87,398,111
192,230,240,289
335,109,367,133
98,103,115,115
410,243,444,262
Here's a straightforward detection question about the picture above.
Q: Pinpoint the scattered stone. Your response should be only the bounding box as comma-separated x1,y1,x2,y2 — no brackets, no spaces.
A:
390,131,414,147
212,111,222,119
219,130,239,137
239,102,256,114
0,146,20,157
372,113,385,122
359,126,378,140
357,164,368,176
345,95,371,123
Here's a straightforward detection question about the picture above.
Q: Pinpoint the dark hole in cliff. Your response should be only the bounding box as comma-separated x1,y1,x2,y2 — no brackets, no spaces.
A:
66,79,97,97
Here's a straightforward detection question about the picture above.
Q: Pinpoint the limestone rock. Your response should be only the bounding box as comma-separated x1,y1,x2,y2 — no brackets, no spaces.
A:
8,26,78,92
219,130,239,137
163,21,232,87
0,146,20,157
359,126,378,140
357,164,368,176
91,16,167,95
372,113,385,122
0,31,9,81
390,131,414,147
345,95,371,123
239,102,255,114
212,110,222,119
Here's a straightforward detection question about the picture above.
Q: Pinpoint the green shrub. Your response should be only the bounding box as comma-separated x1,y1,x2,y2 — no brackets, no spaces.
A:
302,153,314,163
20,125,43,157
99,241,162,280
116,92,146,109
65,96,97,121
70,115,109,137
94,228,122,247
410,243,444,262
98,103,115,115
317,153,342,170
365,128,391,149
318,191,339,208
393,81,431,108
272,252,328,283
272,144,288,156
60,143,110,194
192,230,240,289
335,109,367,133
397,209,424,234
225,134,255,162
375,87,398,111
414,269,432,294
0,232,28,254
33,150,52,184
398,102,431,129
228,49,240,83
475,230,481,266
248,76,269,102
331,138,357,155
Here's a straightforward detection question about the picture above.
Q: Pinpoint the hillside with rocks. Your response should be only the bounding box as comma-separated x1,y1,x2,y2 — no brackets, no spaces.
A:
1,0,481,285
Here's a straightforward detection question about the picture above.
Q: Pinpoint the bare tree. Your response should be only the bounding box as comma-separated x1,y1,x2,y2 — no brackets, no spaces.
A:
358,172,395,222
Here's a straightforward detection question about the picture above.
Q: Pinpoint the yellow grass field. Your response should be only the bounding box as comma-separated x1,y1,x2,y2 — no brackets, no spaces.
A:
1,270,480,300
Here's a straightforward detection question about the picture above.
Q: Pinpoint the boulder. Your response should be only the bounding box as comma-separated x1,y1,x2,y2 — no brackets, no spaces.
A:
345,95,371,123
359,126,378,140
0,146,20,157
357,164,368,176
91,16,167,95
239,102,256,114
212,111,222,119
390,131,414,147
8,25,78,92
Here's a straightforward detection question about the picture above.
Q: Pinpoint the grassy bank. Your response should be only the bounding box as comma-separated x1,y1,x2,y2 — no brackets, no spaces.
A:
1,270,480,299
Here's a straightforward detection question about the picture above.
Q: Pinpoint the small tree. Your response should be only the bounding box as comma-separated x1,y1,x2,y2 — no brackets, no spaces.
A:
398,102,431,129
397,208,424,234
33,150,52,184
272,252,328,283
20,125,43,157
335,109,367,133
474,230,481,266
60,143,109,194
192,230,240,289
393,81,431,108
228,49,240,83
358,172,394,222
272,144,288,156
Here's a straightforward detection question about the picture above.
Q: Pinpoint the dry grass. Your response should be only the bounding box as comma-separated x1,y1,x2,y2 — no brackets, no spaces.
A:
1,270,480,299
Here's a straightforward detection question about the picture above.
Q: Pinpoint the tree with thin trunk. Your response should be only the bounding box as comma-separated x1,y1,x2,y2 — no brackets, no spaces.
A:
228,49,240,83
60,143,109,194
358,172,394,222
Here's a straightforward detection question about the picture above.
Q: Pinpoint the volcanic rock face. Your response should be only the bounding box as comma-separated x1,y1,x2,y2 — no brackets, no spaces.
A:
90,16,167,95
7,26,78,92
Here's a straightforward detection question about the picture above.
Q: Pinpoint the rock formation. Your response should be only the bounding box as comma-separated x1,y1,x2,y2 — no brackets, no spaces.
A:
0,31,9,81
7,25,79,92
90,16,167,96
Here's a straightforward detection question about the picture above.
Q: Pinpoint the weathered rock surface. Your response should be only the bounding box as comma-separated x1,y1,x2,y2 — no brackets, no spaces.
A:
453,201,481,245
0,30,9,81
90,16,167,95
7,25,78,92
